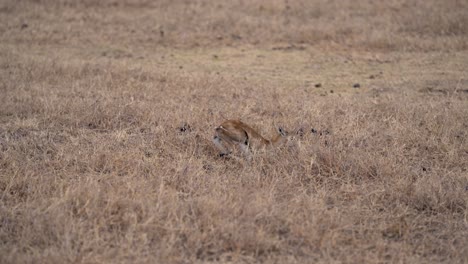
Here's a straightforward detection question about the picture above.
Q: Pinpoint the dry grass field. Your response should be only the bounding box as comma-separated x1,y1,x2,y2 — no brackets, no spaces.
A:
1,0,468,263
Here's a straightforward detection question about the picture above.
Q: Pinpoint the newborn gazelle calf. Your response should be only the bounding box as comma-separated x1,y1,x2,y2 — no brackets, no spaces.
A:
213,119,288,158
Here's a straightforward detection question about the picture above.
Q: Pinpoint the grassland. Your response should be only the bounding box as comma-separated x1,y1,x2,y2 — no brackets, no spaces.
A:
1,0,468,263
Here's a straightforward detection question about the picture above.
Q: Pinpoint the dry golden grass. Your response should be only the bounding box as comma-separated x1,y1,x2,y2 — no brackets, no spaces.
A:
1,0,468,263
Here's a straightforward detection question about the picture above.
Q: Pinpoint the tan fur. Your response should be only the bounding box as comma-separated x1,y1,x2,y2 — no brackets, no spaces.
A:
213,120,288,158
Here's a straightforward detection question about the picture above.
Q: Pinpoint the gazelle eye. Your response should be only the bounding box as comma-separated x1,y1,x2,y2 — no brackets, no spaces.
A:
278,127,287,136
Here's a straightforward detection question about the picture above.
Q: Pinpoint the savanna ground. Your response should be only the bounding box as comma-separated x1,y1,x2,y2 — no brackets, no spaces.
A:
1,0,468,263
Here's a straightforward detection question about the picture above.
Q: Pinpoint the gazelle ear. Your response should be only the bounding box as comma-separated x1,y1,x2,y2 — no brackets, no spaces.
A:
278,127,287,137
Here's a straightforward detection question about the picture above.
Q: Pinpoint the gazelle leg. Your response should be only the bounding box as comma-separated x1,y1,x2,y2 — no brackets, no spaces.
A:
238,142,252,161
213,135,231,157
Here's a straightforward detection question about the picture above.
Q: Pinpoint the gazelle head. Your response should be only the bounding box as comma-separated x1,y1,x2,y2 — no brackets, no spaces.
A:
269,126,289,146
278,127,288,137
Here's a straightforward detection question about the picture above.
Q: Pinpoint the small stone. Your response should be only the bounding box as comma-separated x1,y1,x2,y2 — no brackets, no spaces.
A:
314,83,322,88
353,83,361,88
296,128,304,137
178,123,191,132
231,34,242,40
203,164,213,171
